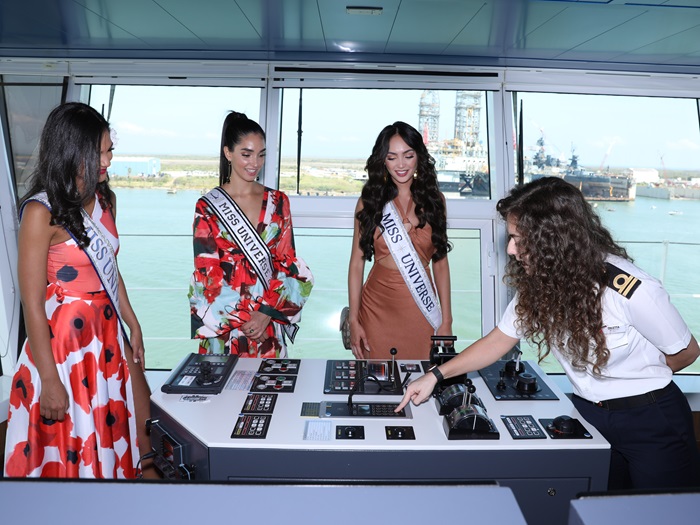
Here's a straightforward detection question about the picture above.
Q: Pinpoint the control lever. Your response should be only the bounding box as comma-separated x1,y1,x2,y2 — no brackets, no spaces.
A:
390,347,397,382
347,373,381,409
514,350,522,373
429,335,458,366
466,383,476,407
497,369,506,390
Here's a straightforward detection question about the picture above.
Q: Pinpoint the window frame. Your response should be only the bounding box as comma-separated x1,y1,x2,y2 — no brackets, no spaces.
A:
1,59,700,384
0,111,20,379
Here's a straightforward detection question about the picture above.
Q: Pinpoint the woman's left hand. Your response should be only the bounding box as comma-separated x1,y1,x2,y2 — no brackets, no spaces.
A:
129,326,146,370
243,311,272,342
437,322,453,341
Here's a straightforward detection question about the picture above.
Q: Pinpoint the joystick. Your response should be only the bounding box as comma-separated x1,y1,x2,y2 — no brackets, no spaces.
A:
540,415,592,439
514,372,538,393
196,361,215,386
551,415,575,435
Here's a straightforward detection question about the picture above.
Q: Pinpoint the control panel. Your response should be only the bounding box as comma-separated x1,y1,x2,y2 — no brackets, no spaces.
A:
501,415,547,439
160,353,238,395
336,425,365,439
148,357,609,525
433,377,499,440
540,416,593,439
323,359,403,395
320,401,410,418
478,359,559,401
149,419,196,480
149,357,607,487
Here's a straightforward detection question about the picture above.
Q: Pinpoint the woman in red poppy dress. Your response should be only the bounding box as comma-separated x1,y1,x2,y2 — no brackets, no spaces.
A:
189,112,313,358
4,103,151,478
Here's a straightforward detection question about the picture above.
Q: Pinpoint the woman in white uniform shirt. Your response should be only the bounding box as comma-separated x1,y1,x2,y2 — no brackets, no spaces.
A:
397,176,700,490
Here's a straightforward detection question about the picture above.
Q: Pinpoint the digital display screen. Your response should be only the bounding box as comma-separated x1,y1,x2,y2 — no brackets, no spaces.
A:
356,404,371,416
367,362,388,381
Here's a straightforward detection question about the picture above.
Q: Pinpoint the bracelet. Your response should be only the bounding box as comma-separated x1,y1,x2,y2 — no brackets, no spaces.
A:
429,365,444,382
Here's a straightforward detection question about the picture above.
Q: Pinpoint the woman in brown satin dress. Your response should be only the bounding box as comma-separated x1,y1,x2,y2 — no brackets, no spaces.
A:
347,121,453,360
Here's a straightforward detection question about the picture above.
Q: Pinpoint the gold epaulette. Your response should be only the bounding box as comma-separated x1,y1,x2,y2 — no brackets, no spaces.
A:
605,262,641,299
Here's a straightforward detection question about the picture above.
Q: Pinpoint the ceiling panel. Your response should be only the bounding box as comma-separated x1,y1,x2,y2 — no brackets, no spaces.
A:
628,1,700,6
630,24,700,61
514,4,638,59
316,0,401,54
234,0,265,36
1,0,143,51
156,0,263,47
73,0,206,47
270,0,326,51
444,2,503,57
557,10,700,62
385,1,485,55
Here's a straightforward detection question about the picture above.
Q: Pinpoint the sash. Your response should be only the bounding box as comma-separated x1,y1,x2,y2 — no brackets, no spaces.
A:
201,187,300,343
380,201,442,331
22,192,129,341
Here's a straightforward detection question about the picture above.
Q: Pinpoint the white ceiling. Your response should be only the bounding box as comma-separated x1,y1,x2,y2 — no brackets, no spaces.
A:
3,0,700,74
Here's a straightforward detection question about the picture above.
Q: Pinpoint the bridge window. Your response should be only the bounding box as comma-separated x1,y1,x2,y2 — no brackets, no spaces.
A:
85,85,263,369
514,91,700,373
279,88,491,199
0,75,65,375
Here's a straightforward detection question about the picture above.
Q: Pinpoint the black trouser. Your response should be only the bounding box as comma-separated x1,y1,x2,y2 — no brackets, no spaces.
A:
573,381,700,490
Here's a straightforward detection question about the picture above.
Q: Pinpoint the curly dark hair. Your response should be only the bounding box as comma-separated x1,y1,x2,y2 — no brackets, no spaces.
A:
218,111,266,186
496,176,630,374
356,121,451,261
23,102,113,248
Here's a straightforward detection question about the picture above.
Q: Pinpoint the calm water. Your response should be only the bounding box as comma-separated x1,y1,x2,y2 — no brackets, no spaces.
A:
113,188,700,370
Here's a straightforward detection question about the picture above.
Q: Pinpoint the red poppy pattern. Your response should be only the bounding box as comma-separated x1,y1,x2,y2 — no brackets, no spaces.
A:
3,198,139,479
189,188,314,357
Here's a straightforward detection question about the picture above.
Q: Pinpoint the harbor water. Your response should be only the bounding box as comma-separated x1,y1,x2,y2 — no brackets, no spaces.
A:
113,188,700,371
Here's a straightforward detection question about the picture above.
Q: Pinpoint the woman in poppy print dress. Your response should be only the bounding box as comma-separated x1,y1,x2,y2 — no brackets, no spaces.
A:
189,112,313,358
4,102,152,478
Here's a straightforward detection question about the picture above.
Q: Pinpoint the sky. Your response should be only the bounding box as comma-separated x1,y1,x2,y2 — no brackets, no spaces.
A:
519,92,700,172
90,85,700,171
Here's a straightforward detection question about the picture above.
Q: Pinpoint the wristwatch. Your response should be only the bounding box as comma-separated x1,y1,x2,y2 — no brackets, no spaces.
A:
429,365,444,382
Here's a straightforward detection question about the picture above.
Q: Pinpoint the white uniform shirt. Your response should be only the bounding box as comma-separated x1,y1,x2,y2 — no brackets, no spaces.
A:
498,254,691,402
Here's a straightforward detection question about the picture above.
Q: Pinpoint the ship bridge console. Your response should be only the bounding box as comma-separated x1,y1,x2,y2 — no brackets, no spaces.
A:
149,354,610,525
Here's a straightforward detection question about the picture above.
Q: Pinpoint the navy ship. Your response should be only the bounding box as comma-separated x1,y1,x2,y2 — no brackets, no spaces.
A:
530,148,635,201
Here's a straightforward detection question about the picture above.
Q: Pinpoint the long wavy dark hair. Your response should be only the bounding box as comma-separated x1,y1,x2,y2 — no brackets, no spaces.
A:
23,102,113,248
497,176,630,374
357,121,451,261
218,111,266,186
